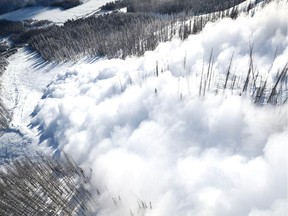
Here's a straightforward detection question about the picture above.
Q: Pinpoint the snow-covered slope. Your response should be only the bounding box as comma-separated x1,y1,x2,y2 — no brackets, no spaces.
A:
0,0,287,214
0,0,113,24
0,48,73,163
29,1,287,215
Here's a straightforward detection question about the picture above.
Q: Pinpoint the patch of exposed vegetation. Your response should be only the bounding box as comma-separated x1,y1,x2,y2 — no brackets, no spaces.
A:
0,153,94,215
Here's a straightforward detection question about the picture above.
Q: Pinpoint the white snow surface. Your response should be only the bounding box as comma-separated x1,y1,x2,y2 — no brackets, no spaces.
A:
30,1,288,216
0,0,112,24
0,48,73,162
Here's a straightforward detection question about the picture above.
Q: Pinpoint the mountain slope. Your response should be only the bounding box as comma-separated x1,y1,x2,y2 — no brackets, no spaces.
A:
0,48,72,163
0,0,113,24
0,0,286,215
29,1,288,215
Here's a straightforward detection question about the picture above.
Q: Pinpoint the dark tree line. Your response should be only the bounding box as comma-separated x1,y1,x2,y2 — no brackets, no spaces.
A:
0,20,26,38
0,55,10,129
0,96,11,129
0,40,15,129
28,13,174,61
0,0,250,62
0,0,257,62
0,153,95,215
0,0,82,15
27,12,197,61
101,0,245,15
0,19,53,48
27,5,244,62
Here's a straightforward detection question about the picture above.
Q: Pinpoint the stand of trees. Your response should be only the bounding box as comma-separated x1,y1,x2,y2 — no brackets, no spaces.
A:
194,49,288,106
0,0,82,15
0,55,10,129
27,7,242,61
28,13,173,61
0,0,250,62
0,153,94,215
101,0,245,15
0,20,26,38
0,96,10,129
1,0,266,62
0,40,14,129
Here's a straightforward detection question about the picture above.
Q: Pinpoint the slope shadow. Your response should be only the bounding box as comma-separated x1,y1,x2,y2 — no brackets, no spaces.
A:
0,7,59,22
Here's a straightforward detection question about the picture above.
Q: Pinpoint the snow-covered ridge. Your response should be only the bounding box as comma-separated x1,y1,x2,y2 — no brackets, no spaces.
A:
30,1,287,215
0,0,113,24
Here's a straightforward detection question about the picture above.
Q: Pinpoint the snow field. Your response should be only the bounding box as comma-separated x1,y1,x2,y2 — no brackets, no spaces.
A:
0,48,73,163
0,0,113,24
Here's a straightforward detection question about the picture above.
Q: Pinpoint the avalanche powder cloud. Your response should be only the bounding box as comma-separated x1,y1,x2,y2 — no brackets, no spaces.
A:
32,1,287,215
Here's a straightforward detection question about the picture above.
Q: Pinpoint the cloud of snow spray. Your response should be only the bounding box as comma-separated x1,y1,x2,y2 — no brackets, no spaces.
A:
32,1,287,215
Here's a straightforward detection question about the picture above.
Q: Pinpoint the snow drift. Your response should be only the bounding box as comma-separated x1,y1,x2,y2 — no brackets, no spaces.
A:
32,1,287,215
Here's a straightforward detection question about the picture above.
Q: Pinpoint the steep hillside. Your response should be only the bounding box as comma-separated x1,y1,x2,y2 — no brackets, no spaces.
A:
30,1,287,215
0,48,72,163
0,0,286,215
8,0,260,62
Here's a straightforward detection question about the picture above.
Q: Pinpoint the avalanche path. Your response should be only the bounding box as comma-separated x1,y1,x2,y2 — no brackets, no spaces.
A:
0,48,70,163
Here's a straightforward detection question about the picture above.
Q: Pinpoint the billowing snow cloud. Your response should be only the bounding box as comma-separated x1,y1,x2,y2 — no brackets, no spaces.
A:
32,1,287,215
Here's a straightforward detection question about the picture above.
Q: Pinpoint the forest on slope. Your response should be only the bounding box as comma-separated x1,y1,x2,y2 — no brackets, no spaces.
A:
0,0,253,62
101,0,246,14
0,154,93,215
